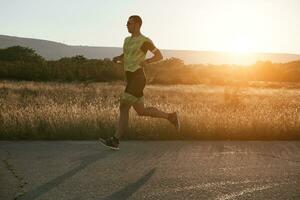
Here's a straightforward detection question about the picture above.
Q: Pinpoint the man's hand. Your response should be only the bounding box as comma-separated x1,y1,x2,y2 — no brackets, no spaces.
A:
113,54,124,64
139,48,163,68
112,56,121,63
139,60,149,67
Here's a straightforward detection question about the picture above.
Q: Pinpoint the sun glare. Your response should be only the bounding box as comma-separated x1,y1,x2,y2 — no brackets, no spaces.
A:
226,36,257,65
230,36,254,54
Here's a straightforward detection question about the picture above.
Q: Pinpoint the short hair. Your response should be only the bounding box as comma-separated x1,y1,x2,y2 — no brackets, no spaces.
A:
129,15,142,27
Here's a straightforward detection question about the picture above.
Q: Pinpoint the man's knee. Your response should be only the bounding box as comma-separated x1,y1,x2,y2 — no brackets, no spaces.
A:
135,107,146,116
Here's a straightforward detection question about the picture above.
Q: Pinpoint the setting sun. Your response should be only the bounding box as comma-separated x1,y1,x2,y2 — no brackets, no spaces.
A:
230,36,254,54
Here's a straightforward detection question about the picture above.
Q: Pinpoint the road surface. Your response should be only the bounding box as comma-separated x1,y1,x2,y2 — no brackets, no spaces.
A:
1,141,300,200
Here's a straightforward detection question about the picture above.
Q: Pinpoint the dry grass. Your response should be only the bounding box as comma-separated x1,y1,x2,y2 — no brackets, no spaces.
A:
1,80,300,140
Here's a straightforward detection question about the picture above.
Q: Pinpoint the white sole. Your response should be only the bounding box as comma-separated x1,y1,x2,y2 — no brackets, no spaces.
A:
97,138,119,150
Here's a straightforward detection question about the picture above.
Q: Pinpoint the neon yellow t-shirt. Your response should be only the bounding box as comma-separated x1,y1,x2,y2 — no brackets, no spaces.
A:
123,34,153,72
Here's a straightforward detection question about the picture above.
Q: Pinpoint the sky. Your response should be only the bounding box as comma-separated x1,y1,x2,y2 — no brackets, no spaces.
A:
1,0,300,54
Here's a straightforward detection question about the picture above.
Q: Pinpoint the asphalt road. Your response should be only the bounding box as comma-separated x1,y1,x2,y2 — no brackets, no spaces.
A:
1,141,300,200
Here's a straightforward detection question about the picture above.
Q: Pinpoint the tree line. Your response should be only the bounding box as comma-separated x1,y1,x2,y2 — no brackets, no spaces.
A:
0,46,300,84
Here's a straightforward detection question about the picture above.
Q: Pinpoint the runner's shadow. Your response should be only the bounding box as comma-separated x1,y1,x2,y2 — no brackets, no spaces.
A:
20,150,114,200
103,168,156,200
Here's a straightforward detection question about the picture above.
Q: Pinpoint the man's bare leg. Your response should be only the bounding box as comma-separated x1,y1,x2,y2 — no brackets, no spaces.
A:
114,101,132,139
98,101,131,150
133,102,180,131
99,100,179,149
133,102,169,119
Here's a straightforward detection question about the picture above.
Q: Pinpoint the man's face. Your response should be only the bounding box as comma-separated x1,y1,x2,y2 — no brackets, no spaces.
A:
126,18,136,33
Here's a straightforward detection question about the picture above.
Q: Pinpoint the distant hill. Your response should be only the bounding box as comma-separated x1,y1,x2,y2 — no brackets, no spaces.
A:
1,34,300,65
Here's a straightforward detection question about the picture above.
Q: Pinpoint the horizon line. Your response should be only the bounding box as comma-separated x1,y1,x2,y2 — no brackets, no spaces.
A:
1,34,300,56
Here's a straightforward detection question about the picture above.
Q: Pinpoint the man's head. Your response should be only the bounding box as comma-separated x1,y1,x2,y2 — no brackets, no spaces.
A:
127,15,142,33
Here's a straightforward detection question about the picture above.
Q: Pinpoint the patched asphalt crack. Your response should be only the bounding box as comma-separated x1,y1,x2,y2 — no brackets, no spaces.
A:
1,148,27,200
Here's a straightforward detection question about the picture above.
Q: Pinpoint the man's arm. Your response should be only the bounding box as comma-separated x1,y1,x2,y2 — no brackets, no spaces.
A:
144,49,163,64
140,41,163,66
113,53,124,64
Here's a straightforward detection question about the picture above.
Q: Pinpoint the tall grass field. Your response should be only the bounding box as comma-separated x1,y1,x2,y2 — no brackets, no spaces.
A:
1,80,300,140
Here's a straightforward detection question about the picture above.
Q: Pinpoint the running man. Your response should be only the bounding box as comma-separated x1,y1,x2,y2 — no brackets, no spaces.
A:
99,15,180,150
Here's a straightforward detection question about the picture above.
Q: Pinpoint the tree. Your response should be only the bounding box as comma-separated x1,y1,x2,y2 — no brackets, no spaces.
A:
0,46,44,62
